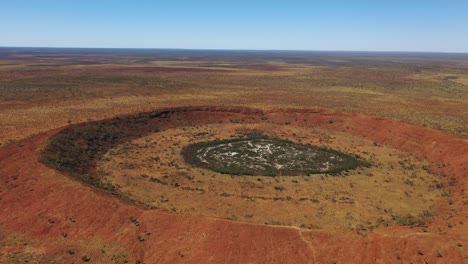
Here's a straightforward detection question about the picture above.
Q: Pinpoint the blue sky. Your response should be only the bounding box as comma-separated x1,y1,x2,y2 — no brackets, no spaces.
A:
2,0,468,52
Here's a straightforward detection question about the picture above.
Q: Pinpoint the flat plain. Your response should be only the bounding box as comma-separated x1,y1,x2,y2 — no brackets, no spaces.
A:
0,48,467,263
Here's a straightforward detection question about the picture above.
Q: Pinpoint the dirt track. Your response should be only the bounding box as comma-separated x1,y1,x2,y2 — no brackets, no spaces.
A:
0,107,466,263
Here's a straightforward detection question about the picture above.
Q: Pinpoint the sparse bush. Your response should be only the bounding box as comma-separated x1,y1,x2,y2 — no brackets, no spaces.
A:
396,214,424,226
420,210,436,218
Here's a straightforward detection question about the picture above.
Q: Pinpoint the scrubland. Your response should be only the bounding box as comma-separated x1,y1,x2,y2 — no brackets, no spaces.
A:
0,48,467,263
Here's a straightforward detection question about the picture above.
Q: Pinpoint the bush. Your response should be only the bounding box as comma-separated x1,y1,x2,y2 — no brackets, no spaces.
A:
396,214,424,226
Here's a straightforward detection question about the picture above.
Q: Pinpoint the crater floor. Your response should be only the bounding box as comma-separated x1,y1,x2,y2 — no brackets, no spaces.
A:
184,138,362,176
98,120,442,230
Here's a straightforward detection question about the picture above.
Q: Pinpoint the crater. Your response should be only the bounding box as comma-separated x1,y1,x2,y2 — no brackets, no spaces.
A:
40,106,444,229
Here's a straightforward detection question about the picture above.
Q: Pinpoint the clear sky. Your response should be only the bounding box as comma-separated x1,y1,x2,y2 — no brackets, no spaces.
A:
2,0,468,52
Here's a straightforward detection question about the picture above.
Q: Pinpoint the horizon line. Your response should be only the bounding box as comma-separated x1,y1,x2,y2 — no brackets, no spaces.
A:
1,46,468,55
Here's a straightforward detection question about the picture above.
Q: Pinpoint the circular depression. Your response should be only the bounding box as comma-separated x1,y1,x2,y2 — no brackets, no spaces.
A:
41,106,448,230
184,138,363,176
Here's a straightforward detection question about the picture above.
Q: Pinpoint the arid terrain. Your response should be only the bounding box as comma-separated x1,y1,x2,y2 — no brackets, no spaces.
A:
0,48,467,263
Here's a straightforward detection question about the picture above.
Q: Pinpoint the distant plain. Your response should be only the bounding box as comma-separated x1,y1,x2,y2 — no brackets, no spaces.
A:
0,48,467,263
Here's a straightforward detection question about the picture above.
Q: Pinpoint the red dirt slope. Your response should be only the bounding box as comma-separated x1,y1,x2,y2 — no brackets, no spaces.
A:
0,108,466,263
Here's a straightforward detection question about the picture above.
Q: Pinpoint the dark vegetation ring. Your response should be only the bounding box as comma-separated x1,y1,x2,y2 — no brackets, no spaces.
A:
41,106,265,193
183,137,366,176
40,106,366,196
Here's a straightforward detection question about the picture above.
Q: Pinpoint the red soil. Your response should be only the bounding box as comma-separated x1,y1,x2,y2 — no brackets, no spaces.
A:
107,66,230,74
0,107,466,263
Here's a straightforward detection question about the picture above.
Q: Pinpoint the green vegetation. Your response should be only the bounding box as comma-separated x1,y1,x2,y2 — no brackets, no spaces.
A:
40,110,155,190
41,122,124,176
183,138,367,176
40,107,253,192
421,210,437,218
396,214,425,226
129,216,140,227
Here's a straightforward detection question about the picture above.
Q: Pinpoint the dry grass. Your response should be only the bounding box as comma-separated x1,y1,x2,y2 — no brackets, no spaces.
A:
98,122,442,230
1,49,467,147
1,48,467,262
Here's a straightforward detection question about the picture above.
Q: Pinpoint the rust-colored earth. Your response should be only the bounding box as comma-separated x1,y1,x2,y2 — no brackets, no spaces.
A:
1,49,467,263
1,106,466,263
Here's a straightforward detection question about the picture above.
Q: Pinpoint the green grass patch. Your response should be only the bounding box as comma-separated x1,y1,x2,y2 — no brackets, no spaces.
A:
183,138,368,176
